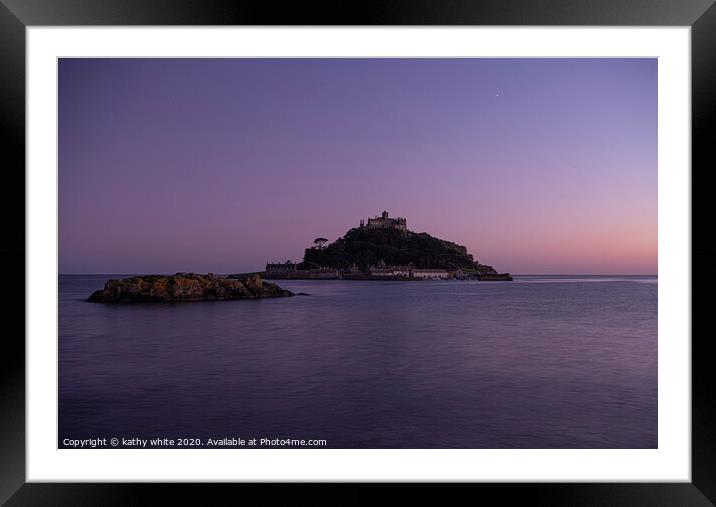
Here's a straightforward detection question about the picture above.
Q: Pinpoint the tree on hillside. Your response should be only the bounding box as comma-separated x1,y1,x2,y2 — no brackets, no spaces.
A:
313,237,329,249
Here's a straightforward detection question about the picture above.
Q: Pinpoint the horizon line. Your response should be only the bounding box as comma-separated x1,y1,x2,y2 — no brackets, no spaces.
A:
58,272,658,277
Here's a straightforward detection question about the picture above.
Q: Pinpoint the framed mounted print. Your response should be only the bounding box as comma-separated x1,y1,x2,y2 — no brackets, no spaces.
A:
1,0,713,505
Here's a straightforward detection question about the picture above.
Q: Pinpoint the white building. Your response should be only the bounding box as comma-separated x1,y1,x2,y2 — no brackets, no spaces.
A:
368,265,412,277
392,267,412,277
411,268,449,280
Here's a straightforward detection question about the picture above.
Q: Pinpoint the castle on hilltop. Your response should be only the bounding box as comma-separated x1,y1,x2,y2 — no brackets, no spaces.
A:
359,211,407,231
257,209,513,281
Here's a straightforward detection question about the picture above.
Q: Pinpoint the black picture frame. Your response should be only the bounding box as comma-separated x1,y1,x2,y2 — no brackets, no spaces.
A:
1,1,713,504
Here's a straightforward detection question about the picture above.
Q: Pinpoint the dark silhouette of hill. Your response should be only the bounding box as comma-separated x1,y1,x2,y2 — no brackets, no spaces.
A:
303,226,497,273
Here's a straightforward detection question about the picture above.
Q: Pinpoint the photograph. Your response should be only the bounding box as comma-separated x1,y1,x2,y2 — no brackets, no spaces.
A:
58,57,657,450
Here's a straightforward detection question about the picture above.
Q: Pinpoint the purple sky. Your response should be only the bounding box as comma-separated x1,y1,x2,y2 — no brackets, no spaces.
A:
59,58,657,275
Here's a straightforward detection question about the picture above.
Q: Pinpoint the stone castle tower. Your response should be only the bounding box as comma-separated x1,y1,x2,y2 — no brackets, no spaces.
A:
361,211,407,231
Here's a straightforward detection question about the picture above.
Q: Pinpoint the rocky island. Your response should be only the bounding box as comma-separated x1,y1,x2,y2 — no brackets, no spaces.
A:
88,273,294,303
256,211,512,281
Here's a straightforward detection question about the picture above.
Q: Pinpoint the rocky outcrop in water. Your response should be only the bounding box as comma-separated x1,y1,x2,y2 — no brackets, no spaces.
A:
87,273,294,303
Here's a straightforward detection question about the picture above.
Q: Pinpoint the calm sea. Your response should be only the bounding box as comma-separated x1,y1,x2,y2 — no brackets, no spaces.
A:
59,275,657,448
